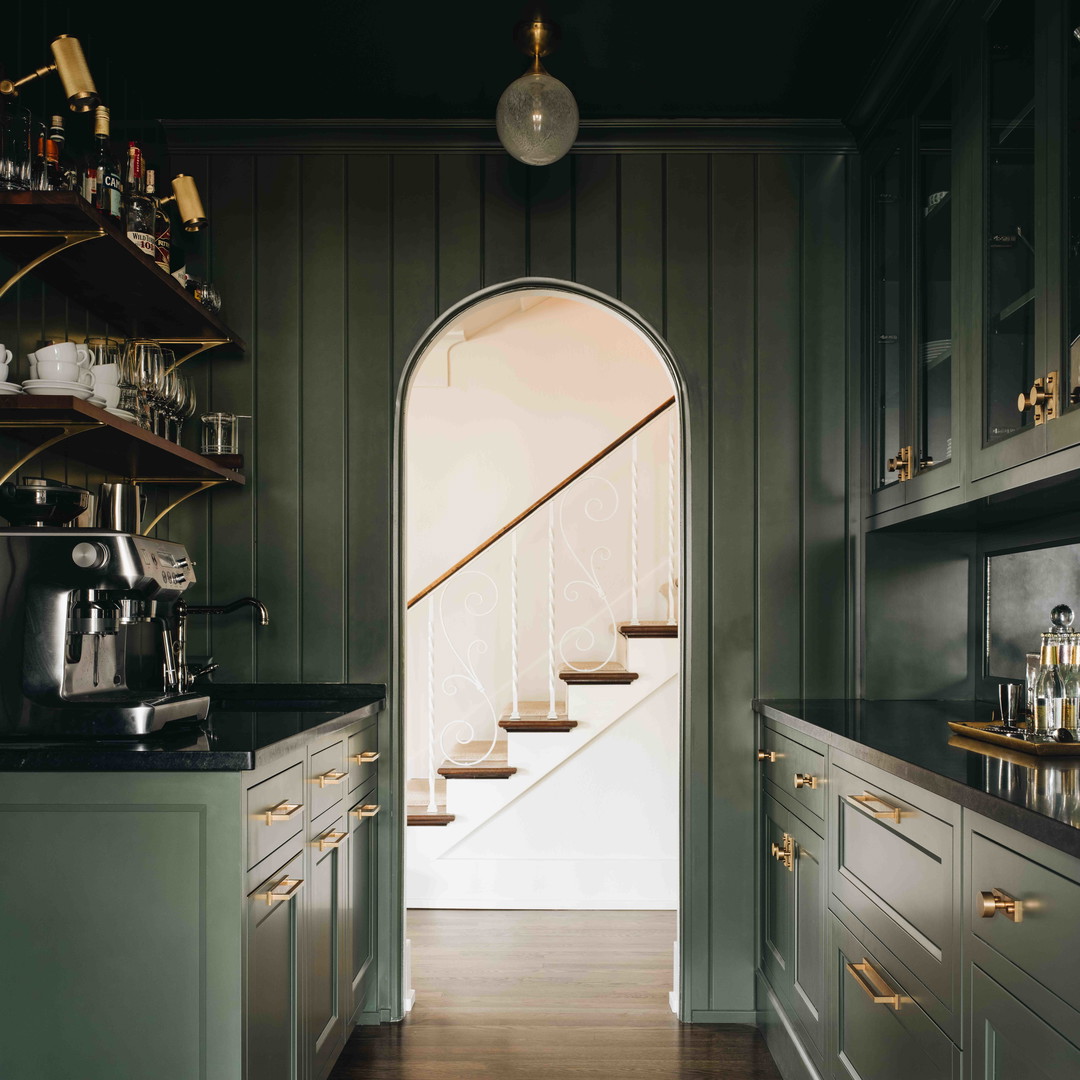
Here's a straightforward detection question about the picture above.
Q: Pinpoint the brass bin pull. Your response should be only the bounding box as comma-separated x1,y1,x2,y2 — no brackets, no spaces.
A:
315,769,348,788
352,751,380,764
263,800,303,826
315,829,348,852
846,959,902,1010
794,773,819,790
756,749,777,763
264,877,303,907
978,887,1023,923
845,792,902,824
352,803,381,819
769,834,794,872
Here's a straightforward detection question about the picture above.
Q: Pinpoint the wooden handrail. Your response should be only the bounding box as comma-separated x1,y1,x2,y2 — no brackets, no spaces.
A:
407,396,676,608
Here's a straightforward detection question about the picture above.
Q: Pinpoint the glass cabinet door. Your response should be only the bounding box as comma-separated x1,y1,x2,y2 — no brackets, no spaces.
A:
1065,1,1080,410
871,142,907,492
916,77,954,472
984,0,1038,446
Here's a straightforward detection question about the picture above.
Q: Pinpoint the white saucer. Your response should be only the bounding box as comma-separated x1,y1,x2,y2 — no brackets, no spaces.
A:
106,408,137,421
22,380,94,400
89,395,106,407
0,381,23,395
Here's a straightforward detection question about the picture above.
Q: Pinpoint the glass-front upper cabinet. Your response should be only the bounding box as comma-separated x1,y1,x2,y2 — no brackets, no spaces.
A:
866,67,958,514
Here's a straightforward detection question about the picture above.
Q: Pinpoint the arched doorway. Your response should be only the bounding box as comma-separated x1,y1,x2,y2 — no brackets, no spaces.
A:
388,278,691,1018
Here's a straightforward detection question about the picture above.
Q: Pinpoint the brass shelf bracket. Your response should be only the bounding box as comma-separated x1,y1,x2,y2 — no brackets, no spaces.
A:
156,339,232,372
0,228,105,303
0,420,102,484
140,479,227,532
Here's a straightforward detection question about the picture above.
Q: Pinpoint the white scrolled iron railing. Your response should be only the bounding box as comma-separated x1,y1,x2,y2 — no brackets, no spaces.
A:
407,399,679,793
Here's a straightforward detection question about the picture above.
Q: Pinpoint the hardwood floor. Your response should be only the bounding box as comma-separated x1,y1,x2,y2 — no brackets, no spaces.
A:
330,910,781,1080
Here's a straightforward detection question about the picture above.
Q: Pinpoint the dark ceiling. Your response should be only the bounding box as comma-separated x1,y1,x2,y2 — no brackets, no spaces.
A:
14,0,914,125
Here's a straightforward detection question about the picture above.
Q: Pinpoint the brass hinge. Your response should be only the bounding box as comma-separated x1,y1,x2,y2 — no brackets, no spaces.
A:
886,445,912,482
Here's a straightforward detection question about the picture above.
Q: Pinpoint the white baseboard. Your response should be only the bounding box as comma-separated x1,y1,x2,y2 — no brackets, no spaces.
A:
407,897,678,910
403,938,416,1013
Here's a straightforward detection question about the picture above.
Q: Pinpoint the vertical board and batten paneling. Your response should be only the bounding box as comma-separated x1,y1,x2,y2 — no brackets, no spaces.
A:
1,122,854,1025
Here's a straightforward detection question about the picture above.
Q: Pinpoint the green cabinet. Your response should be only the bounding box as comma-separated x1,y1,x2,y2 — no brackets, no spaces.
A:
756,714,1080,1080
348,786,379,1018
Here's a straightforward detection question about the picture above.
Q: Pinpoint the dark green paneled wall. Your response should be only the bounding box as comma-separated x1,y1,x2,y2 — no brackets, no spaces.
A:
161,144,853,1020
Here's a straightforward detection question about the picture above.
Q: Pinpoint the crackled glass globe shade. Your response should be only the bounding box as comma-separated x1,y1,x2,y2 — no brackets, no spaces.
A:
496,68,579,166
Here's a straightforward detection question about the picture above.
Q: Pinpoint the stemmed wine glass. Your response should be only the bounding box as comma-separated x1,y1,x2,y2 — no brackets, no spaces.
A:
122,339,164,430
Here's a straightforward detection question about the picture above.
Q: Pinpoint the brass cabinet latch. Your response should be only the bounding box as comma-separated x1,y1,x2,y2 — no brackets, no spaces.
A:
978,887,1023,923
1018,371,1058,425
886,446,912,482
770,833,794,872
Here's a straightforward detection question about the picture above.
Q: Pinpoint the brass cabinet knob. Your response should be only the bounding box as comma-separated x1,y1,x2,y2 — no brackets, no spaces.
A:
757,749,777,763
769,834,794,871
1018,382,1047,413
978,888,1023,922
794,773,819,790
886,446,912,482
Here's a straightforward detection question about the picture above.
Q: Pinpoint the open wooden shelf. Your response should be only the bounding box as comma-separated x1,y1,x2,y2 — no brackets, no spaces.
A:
0,395,245,484
0,192,245,348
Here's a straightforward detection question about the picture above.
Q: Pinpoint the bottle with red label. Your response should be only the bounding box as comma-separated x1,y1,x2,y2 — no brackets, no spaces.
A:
123,142,155,257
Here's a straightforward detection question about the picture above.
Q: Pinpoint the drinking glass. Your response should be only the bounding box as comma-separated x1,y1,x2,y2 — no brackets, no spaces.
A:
175,374,197,445
0,107,32,191
155,348,178,438
122,339,164,430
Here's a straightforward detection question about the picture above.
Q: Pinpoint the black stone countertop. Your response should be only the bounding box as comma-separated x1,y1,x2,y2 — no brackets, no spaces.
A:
754,699,1080,859
0,683,386,772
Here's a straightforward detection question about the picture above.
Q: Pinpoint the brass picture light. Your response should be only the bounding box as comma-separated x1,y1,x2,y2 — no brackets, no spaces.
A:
0,35,100,113
157,174,208,232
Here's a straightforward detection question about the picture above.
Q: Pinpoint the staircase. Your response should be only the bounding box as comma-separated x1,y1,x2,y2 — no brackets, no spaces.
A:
405,398,680,907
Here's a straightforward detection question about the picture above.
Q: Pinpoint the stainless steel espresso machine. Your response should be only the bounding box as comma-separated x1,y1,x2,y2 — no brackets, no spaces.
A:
0,528,210,737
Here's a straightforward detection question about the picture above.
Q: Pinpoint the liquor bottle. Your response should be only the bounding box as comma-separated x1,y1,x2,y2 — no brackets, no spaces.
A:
43,116,70,190
123,142,155,257
81,106,122,220
146,169,171,271
1034,637,1065,735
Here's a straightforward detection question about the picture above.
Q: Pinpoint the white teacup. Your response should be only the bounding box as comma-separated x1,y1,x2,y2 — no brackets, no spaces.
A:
91,363,120,386
79,368,94,387
0,345,12,366
33,359,81,383
32,342,95,368
97,383,121,409
0,364,9,383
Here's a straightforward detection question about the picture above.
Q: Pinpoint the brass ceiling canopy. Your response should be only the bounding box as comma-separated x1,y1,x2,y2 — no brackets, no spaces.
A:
513,18,562,60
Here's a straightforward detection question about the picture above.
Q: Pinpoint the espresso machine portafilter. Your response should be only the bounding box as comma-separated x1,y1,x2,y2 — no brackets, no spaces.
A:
0,529,209,737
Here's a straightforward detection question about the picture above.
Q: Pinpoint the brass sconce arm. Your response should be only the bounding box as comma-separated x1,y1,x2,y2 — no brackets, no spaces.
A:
0,36,99,112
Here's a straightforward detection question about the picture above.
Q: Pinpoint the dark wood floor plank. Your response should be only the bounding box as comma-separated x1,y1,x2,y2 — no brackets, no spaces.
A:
329,910,780,1080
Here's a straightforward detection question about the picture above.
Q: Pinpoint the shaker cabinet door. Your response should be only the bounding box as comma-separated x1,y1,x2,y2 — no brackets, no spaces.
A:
970,964,1080,1080
246,850,304,1080
349,791,379,1017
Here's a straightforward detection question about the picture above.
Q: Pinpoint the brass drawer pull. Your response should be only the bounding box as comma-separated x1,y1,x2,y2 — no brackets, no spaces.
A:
314,829,347,852
352,803,381,819
757,749,777,762
263,800,303,826
845,792,902,823
794,773,819,790
351,751,380,765
846,959,902,1010
978,887,1023,923
263,876,303,907
315,769,348,788
769,833,794,872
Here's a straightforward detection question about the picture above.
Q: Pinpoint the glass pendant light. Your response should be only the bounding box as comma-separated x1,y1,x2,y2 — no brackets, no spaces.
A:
496,18,579,167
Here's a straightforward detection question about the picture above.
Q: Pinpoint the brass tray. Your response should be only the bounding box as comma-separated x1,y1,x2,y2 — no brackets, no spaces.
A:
946,720,1080,756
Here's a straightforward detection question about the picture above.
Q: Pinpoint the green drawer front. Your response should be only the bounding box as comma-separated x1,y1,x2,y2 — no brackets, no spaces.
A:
831,914,958,1080
831,763,957,1018
762,726,825,820
347,720,379,794
247,763,306,870
970,964,1080,1079
309,740,348,820
970,831,1080,1015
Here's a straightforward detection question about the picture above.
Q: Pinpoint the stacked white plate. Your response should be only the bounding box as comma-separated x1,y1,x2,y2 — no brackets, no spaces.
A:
21,379,93,400
0,381,23,395
106,408,137,422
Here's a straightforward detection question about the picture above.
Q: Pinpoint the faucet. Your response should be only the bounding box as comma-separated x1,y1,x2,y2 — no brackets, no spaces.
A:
174,596,270,691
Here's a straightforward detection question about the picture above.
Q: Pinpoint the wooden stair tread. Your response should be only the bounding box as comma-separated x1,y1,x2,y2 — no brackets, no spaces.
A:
407,806,456,826
559,662,640,685
437,761,518,779
499,718,578,732
618,621,678,638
